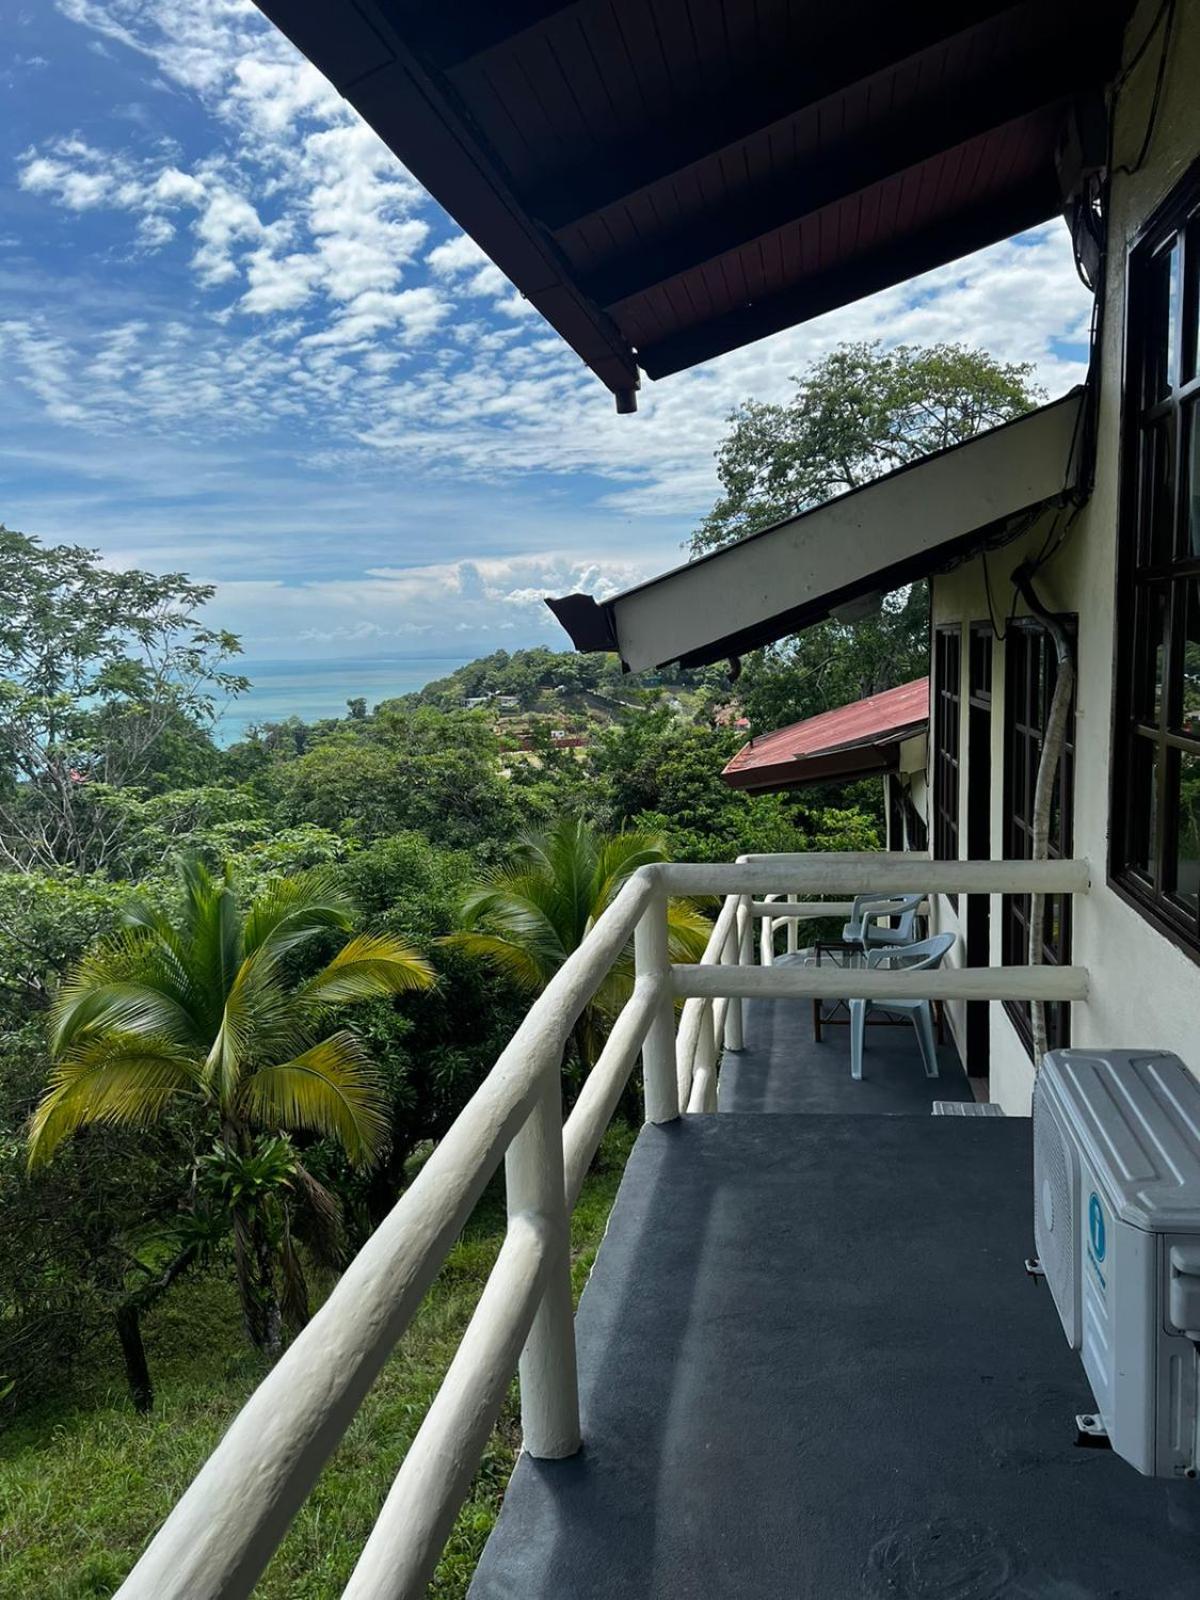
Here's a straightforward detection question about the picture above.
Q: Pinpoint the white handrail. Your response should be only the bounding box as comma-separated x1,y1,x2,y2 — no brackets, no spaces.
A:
116,868,659,1600
675,890,740,1107
675,962,1089,1003
117,852,1091,1600
658,858,1090,895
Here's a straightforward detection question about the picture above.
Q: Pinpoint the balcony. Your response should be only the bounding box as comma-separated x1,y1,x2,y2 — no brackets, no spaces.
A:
111,852,1196,1599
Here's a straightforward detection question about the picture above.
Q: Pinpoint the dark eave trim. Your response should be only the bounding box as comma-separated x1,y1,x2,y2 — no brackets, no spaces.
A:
721,743,906,794
255,0,640,405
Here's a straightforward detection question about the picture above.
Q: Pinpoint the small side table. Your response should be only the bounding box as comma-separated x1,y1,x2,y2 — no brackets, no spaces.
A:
808,940,864,1042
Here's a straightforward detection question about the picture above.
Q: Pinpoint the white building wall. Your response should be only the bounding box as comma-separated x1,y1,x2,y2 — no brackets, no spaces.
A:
929,0,1200,1113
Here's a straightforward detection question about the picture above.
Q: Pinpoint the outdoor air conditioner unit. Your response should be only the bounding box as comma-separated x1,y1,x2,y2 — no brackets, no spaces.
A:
1033,1049,1200,1478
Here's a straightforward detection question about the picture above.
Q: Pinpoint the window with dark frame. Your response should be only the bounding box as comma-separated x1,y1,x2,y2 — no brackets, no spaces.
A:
1003,618,1076,1057
904,790,928,853
933,625,962,906
1112,164,1200,954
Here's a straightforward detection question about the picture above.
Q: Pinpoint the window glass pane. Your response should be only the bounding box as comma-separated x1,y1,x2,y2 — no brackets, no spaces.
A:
1140,421,1176,565
1187,219,1200,386
1147,240,1181,402
1126,736,1159,879
1181,579,1200,737
1186,400,1200,559
1133,584,1168,724
1171,750,1200,915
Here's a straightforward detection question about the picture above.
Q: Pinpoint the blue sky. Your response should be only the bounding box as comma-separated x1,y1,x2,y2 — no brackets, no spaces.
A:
2,1,1096,668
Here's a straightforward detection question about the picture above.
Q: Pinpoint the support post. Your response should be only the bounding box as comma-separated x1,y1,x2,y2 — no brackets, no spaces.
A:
505,1072,579,1459
725,894,751,1051
698,1006,718,1112
787,915,799,955
634,887,679,1123
760,911,774,967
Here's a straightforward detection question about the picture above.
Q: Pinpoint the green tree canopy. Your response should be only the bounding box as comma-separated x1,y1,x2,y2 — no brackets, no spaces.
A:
29,857,434,1356
0,528,248,874
690,341,1042,555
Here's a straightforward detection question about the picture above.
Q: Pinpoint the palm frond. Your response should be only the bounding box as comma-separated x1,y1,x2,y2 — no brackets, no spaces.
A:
50,978,200,1056
593,828,670,913
243,869,356,959
290,1162,346,1271
459,877,566,963
666,899,714,965
241,1032,388,1168
182,862,244,1029
119,898,190,966
52,927,206,1054
204,949,297,1108
28,1036,201,1169
298,932,435,1004
439,930,555,993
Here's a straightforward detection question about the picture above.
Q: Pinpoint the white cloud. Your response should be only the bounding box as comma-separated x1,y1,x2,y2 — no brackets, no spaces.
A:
214,553,657,654
2,0,1099,673
426,233,489,277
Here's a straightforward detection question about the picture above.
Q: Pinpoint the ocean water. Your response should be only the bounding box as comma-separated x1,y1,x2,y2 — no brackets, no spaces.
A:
212,656,473,744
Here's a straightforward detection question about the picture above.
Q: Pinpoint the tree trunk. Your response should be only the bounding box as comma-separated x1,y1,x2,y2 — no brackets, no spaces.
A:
231,1205,282,1358
115,1304,154,1413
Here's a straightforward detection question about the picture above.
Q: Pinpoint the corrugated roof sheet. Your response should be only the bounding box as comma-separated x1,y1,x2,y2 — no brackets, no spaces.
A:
722,677,928,791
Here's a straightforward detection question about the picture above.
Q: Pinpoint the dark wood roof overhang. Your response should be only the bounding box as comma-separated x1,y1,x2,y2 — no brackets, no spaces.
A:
253,0,1134,405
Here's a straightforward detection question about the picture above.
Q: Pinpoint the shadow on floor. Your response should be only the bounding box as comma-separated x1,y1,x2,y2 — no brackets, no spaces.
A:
719,954,973,1114
470,1116,1200,1600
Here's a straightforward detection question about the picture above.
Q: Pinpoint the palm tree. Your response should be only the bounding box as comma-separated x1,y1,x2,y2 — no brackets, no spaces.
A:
28,857,433,1356
444,816,709,1075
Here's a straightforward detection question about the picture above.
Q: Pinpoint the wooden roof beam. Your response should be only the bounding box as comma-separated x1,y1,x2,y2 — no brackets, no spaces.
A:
583,61,1101,310
388,1,585,74
635,173,1061,380
523,0,1028,232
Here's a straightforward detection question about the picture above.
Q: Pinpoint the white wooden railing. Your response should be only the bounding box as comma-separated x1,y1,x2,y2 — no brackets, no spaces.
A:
116,852,1090,1600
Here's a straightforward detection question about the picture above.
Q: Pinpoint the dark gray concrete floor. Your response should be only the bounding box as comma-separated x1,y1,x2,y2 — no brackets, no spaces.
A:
719,955,973,1114
471,1116,1199,1600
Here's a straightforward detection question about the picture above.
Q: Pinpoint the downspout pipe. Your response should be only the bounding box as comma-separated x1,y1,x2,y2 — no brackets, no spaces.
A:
1011,560,1075,1071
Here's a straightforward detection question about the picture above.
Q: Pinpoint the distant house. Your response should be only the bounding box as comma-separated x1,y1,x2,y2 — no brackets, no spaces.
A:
722,678,929,852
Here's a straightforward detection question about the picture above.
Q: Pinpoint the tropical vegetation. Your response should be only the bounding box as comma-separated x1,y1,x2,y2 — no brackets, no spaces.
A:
446,816,710,1073
0,338,1037,1597
29,856,432,1389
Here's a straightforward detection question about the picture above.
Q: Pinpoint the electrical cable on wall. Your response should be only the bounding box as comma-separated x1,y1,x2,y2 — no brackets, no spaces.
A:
1113,0,1177,178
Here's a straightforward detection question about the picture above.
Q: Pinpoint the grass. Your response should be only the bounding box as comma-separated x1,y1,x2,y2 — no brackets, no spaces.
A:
0,1121,636,1600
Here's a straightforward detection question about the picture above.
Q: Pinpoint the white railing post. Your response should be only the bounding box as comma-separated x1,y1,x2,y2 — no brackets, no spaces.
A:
698,1006,718,1112
634,884,680,1123
787,913,799,955
725,893,751,1050
505,1070,579,1460
760,903,774,967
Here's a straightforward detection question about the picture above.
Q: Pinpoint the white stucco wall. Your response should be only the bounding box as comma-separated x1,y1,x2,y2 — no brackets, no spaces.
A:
929,0,1200,1114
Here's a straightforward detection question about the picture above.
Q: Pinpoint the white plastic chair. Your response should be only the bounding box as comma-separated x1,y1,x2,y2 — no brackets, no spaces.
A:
842,891,924,954
849,931,956,1082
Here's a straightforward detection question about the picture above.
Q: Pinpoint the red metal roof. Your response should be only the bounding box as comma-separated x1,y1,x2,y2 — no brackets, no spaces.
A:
722,678,929,793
